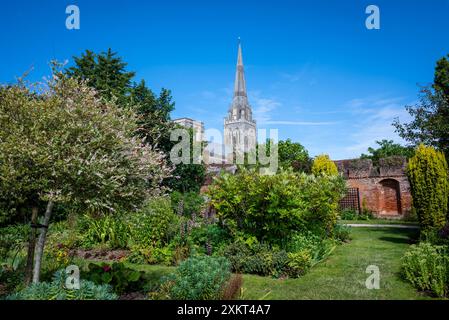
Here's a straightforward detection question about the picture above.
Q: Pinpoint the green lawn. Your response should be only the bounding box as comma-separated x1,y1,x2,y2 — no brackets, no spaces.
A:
341,219,419,226
129,228,431,300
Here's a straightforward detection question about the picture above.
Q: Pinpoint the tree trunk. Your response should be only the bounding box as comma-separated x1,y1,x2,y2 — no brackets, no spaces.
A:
25,207,39,285
32,201,54,284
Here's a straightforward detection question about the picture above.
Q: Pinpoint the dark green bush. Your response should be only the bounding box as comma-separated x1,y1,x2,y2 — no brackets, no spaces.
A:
128,197,179,247
83,262,145,295
7,269,117,300
161,256,231,300
79,214,129,249
333,224,352,242
171,191,205,217
401,242,449,297
223,233,335,278
339,209,358,220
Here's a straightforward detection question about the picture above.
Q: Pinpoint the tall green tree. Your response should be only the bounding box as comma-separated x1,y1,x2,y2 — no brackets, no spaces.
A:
66,49,135,104
278,139,311,173
66,49,176,153
394,54,449,160
361,140,414,166
131,80,176,153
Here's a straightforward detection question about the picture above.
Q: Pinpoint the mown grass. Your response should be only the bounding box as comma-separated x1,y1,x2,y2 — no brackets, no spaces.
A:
125,228,430,300
241,228,428,300
341,219,419,226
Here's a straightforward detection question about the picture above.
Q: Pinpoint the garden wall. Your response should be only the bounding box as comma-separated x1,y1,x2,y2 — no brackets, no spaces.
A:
335,157,412,217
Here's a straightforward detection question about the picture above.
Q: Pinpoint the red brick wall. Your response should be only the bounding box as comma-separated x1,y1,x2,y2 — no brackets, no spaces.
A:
346,176,411,217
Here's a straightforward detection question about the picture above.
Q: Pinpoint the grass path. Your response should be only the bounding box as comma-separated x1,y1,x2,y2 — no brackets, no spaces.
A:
242,228,429,300
130,228,430,300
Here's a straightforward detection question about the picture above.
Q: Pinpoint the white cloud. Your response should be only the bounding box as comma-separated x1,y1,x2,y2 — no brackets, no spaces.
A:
340,97,413,158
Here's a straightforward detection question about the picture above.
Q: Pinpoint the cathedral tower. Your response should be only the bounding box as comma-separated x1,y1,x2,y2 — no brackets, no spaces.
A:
224,40,257,156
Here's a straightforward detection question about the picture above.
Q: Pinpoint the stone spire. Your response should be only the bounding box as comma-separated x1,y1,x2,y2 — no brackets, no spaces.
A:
224,39,257,157
234,39,247,98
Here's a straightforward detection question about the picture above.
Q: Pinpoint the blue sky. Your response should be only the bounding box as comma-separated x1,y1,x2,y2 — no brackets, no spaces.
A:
1,0,449,159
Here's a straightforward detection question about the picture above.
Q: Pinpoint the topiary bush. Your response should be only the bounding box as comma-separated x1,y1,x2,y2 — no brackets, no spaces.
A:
401,242,449,298
160,256,231,300
407,144,449,235
6,269,117,300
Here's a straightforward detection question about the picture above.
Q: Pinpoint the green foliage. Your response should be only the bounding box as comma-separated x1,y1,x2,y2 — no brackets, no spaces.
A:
333,224,352,243
361,140,414,167
278,139,311,173
66,49,177,153
0,224,29,263
312,154,339,176
7,269,117,300
80,214,129,249
285,251,313,278
128,197,179,247
84,262,145,295
208,169,346,243
394,55,449,160
66,49,135,105
161,256,231,300
164,128,207,193
188,223,231,253
171,191,205,217
340,209,358,220
401,242,449,298
0,71,170,222
407,144,449,234
223,232,335,278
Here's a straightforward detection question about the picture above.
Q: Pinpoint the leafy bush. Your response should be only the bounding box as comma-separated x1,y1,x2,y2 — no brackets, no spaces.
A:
223,233,335,278
208,169,346,244
285,251,312,278
340,209,358,220
7,269,117,300
161,256,231,300
171,191,205,217
312,154,339,176
401,242,449,297
83,262,145,295
407,144,449,234
188,223,231,255
128,197,179,247
80,214,129,249
333,224,352,243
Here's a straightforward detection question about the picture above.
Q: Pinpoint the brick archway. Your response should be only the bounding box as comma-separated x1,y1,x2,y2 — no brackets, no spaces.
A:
378,179,402,216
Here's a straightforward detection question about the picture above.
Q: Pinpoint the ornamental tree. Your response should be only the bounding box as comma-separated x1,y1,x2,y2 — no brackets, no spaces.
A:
312,154,338,176
0,70,171,283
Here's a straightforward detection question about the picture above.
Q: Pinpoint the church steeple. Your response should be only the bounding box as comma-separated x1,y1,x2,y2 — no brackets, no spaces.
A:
234,39,247,98
224,39,257,157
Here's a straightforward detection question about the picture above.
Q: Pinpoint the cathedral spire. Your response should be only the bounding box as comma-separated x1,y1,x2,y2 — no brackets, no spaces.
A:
234,39,247,97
